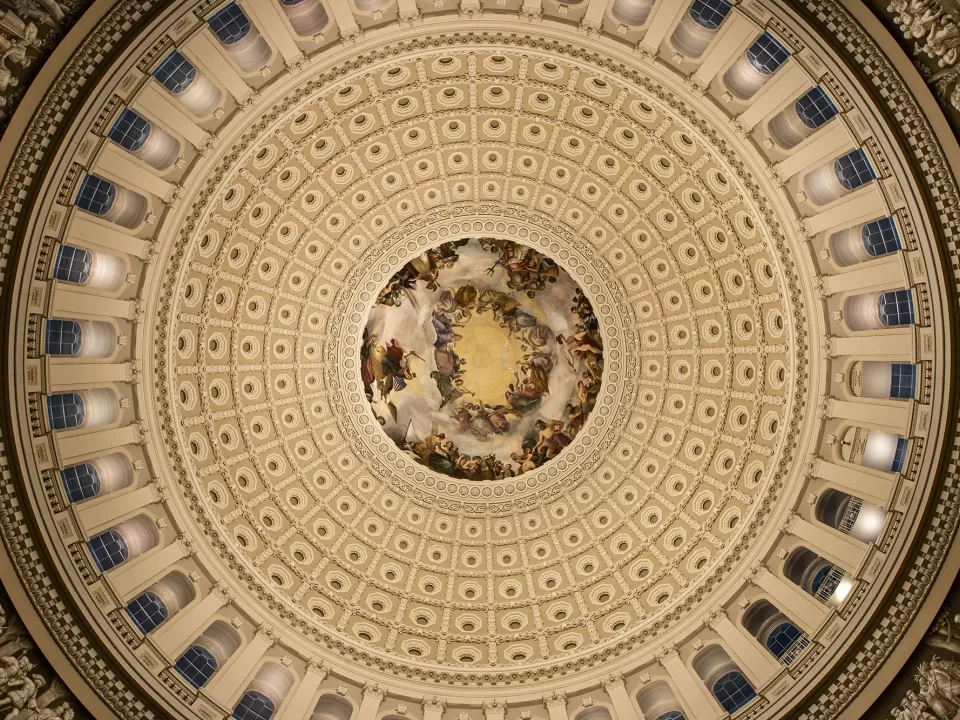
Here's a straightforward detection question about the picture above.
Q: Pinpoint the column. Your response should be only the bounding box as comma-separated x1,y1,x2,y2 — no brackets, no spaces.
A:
241,0,303,64
56,424,139,462
581,0,607,32
638,1,687,52
823,258,902,296
357,684,386,720
109,536,189,600
753,569,827,634
484,700,506,720
423,697,446,720
777,123,851,179
133,84,209,147
543,693,568,720
153,585,229,657
601,674,642,720
52,287,132,318
659,648,720,720
50,363,130,388
814,458,892,507
739,65,809,129
326,0,359,40
692,14,755,85
828,399,909,433
708,614,779,686
182,34,250,103
96,145,173,199
788,515,864,571
205,630,273,707
275,663,329,720
833,332,913,360
77,484,159,535
802,190,886,234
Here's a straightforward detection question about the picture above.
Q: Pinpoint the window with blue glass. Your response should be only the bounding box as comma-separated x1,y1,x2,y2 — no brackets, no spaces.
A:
891,437,909,474
126,591,168,634
47,392,85,430
834,149,876,190
60,463,101,503
765,621,802,658
87,529,128,571
878,289,915,327
175,645,219,688
861,217,902,257
810,564,835,595
890,363,917,400
74,174,116,216
746,33,790,75
233,690,276,720
52,245,92,285
208,3,252,45
153,50,198,94
713,671,757,714
656,713,685,720
795,87,838,130
108,109,152,152
689,0,732,29
44,319,83,356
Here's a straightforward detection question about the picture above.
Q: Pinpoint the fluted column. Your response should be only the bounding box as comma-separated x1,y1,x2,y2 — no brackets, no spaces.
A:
543,692,568,720
484,699,506,720
423,697,446,720
707,613,779,686
153,584,229,657
658,647,720,720
601,673,642,720
787,514,864,571
813,458,892,506
275,662,328,720
77,483,159,535
57,424,140,461
753,567,828,634
205,630,273,707
110,535,189,601
357,683,386,720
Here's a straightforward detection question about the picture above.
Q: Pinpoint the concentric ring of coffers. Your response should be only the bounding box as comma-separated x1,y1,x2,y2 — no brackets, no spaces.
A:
12,0,951,717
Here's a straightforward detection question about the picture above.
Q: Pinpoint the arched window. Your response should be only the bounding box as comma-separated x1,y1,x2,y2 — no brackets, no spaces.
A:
689,0,732,29
712,671,756,713
175,645,218,688
278,0,329,35
108,109,151,152
656,713,685,720
795,87,838,130
233,691,276,720
878,289,915,327
746,32,790,75
87,529,128,571
126,590,169,634
784,547,849,604
52,245,92,285
154,50,198,94
611,0,655,26
60,462,101,503
47,392,85,430
891,437,909,473
765,621,802,658
209,2,252,45
810,564,841,598
835,149,876,191
44,319,83,356
862,217,901,257
74,174,116,216
890,363,917,399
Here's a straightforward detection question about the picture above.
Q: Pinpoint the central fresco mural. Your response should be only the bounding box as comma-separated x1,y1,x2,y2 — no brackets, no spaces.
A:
363,237,603,480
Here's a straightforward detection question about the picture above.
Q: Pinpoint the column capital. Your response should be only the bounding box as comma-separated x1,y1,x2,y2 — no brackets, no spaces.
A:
543,692,567,709
306,660,330,678
364,683,387,701
654,643,678,663
781,512,799,533
600,672,625,691
483,699,507,712
704,609,725,630
423,697,447,713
